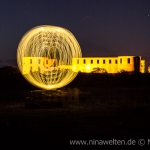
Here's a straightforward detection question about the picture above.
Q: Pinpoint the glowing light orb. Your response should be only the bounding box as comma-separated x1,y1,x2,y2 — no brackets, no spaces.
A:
17,25,82,90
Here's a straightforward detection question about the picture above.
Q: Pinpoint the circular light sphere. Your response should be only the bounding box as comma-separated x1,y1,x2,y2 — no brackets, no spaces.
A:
17,25,82,90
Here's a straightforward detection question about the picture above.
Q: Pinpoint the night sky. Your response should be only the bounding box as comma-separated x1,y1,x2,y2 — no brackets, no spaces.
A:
0,0,150,66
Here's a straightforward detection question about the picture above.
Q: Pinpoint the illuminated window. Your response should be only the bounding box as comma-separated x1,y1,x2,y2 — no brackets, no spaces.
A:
103,60,105,64
115,60,117,64
46,60,48,64
38,59,41,64
127,58,130,64
109,60,111,64
77,59,79,64
91,60,93,64
97,60,99,64
83,59,86,64
120,58,122,64
30,59,32,64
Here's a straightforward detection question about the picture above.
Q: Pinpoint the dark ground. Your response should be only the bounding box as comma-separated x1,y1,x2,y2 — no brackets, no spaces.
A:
0,66,150,148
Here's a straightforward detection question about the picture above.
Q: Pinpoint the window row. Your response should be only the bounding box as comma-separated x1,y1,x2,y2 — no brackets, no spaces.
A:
29,58,131,64
77,59,117,64
120,58,130,64
77,58,131,64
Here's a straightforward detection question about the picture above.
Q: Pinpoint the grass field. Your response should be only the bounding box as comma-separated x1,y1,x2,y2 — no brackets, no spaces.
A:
0,87,150,148
0,67,150,148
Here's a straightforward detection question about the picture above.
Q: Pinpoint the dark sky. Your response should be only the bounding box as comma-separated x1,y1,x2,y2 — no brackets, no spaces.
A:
0,0,150,65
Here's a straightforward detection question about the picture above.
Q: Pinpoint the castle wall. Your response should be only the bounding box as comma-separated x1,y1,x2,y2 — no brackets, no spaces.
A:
117,56,135,72
140,60,145,73
22,56,145,74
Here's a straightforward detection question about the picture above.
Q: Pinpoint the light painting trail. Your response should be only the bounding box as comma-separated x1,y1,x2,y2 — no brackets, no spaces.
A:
17,25,82,90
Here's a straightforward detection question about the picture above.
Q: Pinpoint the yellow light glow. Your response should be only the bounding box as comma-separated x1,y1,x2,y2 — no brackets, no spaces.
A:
72,56,145,73
140,60,145,73
86,64,91,72
148,66,150,73
17,25,82,90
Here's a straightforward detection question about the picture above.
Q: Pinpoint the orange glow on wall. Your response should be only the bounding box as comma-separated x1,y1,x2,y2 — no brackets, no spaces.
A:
86,64,91,72
140,60,145,73
148,66,150,73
